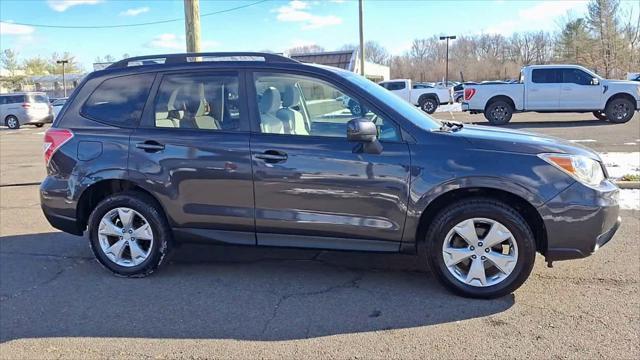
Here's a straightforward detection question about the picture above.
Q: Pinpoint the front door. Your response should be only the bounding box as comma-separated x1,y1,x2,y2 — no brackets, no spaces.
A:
558,68,603,110
248,71,411,251
129,71,255,245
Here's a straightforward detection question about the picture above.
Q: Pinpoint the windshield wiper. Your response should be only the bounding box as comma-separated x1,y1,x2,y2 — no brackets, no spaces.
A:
438,120,464,132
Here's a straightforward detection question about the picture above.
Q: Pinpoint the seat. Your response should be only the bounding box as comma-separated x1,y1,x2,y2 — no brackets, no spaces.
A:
277,85,309,135
259,87,283,134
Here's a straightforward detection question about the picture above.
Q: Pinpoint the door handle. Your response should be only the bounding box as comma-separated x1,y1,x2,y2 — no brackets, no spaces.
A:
136,141,165,152
254,150,288,163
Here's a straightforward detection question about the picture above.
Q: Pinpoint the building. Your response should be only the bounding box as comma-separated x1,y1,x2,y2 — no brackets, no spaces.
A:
290,50,390,82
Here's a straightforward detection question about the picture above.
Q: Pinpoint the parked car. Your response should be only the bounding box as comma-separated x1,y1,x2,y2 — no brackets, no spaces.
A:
379,79,451,114
41,52,620,299
463,64,640,125
51,97,68,119
453,82,479,103
0,92,54,129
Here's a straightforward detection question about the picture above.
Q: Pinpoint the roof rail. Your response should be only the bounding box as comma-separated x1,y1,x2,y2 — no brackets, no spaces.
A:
107,52,298,69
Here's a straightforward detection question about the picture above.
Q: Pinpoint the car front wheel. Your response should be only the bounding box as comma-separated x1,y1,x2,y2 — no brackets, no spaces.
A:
605,98,636,123
88,191,172,277
5,116,20,129
426,199,536,298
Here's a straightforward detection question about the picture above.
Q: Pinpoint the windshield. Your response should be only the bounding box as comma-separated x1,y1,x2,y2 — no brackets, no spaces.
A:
342,72,441,130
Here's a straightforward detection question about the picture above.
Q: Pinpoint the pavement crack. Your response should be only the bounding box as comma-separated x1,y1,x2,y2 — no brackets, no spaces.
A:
261,273,365,336
0,258,86,302
0,251,93,261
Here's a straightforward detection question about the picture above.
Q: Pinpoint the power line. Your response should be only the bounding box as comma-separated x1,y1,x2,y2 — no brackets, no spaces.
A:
0,0,269,29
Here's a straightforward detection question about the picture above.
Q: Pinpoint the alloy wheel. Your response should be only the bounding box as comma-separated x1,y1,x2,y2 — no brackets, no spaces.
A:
98,207,154,267
442,218,518,287
6,117,18,129
422,100,435,113
612,103,631,121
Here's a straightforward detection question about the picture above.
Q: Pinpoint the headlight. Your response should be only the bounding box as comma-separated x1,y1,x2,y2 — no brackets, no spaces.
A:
538,153,605,187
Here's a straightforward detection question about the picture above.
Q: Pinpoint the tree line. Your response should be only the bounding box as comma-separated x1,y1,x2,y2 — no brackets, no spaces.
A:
289,0,639,82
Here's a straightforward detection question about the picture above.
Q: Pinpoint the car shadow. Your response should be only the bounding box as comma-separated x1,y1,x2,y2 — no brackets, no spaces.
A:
0,232,514,342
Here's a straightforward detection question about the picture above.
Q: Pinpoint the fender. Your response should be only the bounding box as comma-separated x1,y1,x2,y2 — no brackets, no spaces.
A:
418,93,440,106
401,175,550,248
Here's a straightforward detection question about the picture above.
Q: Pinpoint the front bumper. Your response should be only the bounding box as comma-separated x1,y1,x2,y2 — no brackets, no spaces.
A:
540,180,620,262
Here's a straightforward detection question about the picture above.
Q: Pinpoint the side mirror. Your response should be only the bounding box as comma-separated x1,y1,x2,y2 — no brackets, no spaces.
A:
591,78,600,85
347,118,377,142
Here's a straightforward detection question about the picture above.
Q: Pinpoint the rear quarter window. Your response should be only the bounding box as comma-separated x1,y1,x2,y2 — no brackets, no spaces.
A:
81,73,154,127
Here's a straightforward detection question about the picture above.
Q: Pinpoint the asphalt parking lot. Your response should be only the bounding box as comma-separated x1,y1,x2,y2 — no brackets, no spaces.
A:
1,113,639,359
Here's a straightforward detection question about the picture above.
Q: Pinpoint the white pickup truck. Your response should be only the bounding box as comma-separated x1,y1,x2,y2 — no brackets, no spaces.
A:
462,64,640,124
379,79,451,114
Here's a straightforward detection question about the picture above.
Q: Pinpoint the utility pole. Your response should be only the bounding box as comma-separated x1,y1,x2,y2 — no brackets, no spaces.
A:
56,59,68,97
184,0,201,53
358,0,365,76
439,35,456,86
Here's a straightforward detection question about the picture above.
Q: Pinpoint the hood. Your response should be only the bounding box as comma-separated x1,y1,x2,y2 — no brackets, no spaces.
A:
602,79,639,86
456,124,600,160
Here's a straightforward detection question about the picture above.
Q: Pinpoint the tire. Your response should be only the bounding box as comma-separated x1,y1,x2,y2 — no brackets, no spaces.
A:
5,115,20,129
455,95,464,103
425,198,536,299
592,111,608,121
88,191,172,277
605,97,636,124
35,123,44,128
484,101,514,125
419,97,438,114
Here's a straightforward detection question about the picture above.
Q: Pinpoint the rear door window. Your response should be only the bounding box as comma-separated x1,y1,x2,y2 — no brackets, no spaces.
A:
82,73,154,126
531,69,560,84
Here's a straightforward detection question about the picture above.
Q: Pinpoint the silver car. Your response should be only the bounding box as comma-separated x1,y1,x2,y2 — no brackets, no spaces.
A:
0,92,54,129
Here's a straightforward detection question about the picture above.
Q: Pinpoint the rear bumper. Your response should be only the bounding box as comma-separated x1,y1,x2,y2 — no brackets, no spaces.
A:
40,177,83,236
25,114,54,125
462,102,469,111
540,180,620,262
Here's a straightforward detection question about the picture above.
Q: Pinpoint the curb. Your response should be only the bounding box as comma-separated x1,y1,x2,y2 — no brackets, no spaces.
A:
615,181,640,189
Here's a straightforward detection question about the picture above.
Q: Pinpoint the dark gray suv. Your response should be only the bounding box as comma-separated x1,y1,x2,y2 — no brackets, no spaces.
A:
40,53,620,298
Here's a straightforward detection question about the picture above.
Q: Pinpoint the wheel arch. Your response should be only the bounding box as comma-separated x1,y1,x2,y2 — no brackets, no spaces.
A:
76,178,168,234
605,92,637,110
414,187,547,256
418,93,440,105
484,95,516,113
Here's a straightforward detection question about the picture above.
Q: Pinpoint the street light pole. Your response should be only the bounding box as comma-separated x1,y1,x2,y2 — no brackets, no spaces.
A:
184,0,201,53
358,0,365,76
56,60,69,97
439,35,456,86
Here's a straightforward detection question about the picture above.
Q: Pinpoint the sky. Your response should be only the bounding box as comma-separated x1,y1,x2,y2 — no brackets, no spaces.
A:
1,0,638,71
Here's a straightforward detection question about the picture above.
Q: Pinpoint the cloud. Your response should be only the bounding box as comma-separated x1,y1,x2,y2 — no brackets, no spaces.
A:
274,0,343,30
0,21,35,36
483,0,588,35
47,0,102,12
145,34,219,51
119,7,150,17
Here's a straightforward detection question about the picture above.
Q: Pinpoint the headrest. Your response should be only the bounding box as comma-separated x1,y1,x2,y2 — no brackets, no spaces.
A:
281,85,300,108
259,87,281,114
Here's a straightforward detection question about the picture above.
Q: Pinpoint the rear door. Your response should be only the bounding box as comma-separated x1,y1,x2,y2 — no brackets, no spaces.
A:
129,70,256,245
247,70,411,251
558,68,603,110
526,69,561,110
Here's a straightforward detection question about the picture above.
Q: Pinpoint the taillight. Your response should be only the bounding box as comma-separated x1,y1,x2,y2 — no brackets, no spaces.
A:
464,88,477,101
43,128,73,164
21,102,31,109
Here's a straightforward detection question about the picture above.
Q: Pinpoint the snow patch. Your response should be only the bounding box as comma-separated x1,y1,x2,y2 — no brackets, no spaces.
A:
436,103,462,113
599,152,640,180
619,189,640,210
569,139,597,143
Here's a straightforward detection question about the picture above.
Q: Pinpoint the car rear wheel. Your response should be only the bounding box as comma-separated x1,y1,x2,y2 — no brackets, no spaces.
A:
5,116,20,129
426,199,536,299
592,111,608,121
88,191,172,277
484,101,513,125
605,98,635,123
419,97,438,114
